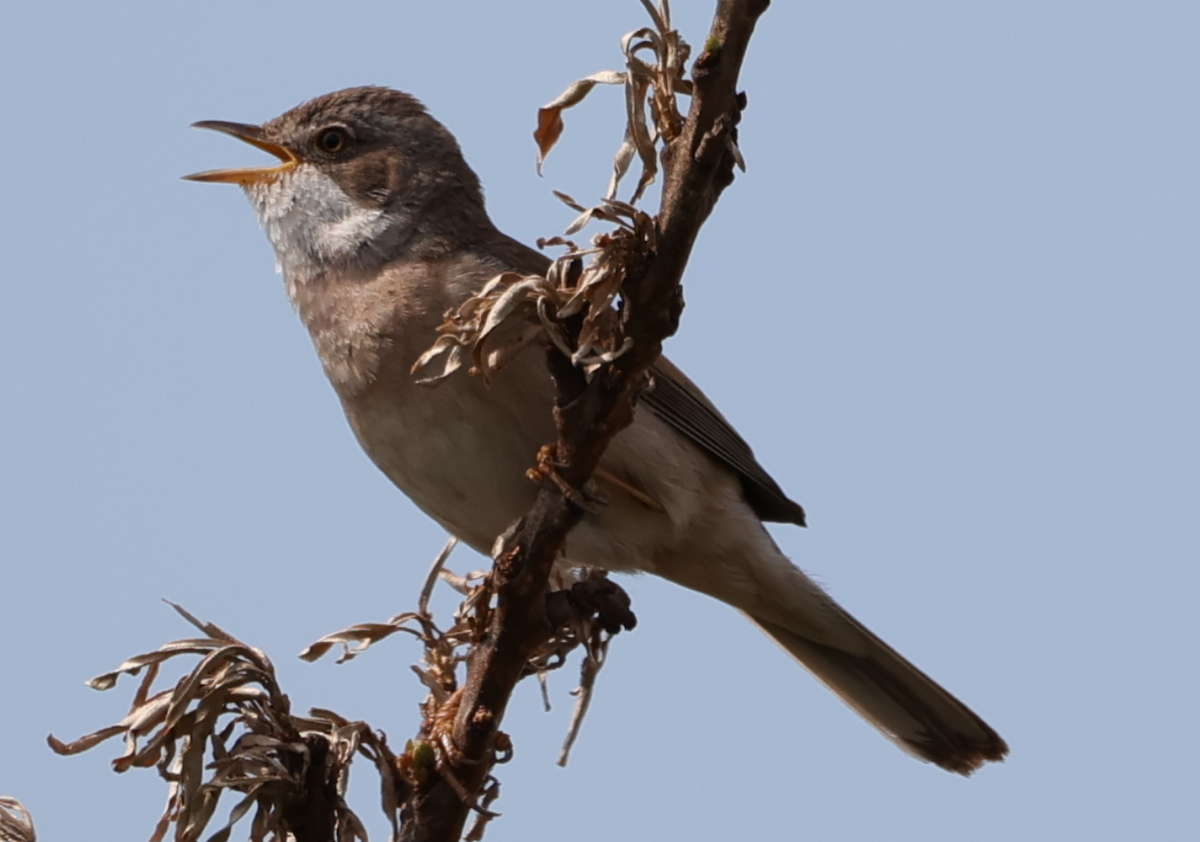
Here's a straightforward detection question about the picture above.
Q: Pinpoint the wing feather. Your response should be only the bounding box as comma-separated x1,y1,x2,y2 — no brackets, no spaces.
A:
482,234,806,526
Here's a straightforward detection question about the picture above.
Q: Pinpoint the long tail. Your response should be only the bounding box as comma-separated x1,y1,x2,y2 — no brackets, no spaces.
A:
750,610,1009,775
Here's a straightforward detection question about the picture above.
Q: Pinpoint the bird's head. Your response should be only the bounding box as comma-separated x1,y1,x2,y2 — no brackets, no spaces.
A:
185,86,487,284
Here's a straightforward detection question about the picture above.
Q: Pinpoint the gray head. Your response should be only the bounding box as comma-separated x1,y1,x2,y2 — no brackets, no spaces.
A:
186,87,492,285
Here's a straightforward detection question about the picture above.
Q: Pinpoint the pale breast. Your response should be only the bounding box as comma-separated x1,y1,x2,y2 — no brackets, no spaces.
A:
286,252,736,573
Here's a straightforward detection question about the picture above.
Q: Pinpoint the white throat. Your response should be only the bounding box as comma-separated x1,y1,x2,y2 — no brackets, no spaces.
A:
244,165,396,298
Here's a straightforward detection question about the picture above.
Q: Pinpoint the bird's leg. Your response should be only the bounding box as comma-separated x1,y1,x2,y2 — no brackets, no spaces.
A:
525,444,607,512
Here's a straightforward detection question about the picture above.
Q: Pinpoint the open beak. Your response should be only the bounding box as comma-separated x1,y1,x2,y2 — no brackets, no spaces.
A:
183,121,300,185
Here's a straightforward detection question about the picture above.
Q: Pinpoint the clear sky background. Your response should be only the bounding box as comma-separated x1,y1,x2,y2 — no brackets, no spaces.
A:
1,2,1196,840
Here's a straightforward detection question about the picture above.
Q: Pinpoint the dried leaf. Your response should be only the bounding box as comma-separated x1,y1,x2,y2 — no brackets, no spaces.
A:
53,605,400,842
299,617,422,664
85,639,227,691
166,600,239,642
638,0,669,34
536,2,692,206
420,536,459,615
535,70,626,171
47,724,126,756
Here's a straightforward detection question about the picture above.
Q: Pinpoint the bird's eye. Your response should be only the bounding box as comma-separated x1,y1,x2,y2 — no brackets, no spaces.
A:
316,127,351,154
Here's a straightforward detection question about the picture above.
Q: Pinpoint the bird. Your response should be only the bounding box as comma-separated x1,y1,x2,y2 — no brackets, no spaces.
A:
185,86,1008,774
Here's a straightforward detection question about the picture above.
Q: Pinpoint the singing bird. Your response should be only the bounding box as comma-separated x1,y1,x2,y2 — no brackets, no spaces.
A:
186,86,1007,774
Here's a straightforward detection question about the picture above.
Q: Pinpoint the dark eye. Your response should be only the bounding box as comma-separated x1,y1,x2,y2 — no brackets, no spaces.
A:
316,127,351,154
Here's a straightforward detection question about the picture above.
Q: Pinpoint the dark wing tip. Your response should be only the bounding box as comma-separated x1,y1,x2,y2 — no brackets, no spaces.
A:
641,362,808,527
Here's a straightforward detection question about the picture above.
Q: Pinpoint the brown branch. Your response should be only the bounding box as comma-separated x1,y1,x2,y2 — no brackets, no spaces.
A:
401,2,770,839
282,735,339,842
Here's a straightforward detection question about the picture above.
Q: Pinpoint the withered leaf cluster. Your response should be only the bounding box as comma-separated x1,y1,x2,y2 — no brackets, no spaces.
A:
411,198,654,386
48,603,403,842
535,0,693,204
49,542,635,842
535,567,637,766
304,542,636,783
0,797,35,842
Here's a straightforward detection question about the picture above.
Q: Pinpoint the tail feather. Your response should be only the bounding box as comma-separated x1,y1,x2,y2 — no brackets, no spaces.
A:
751,612,1008,775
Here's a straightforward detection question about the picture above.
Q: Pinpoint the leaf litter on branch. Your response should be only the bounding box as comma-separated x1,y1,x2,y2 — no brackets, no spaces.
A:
48,540,635,841
303,540,636,771
48,602,404,842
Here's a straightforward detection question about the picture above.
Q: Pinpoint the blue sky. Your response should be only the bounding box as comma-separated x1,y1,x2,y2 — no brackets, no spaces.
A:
1,2,1196,840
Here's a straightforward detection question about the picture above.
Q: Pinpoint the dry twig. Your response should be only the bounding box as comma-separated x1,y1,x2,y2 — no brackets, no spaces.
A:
302,543,635,835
